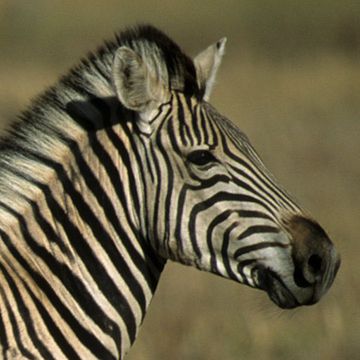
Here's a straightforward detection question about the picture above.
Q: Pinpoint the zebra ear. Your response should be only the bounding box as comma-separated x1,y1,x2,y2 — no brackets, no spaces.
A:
194,38,227,101
112,47,166,115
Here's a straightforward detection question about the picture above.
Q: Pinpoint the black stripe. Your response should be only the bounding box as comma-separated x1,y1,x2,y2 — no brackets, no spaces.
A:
236,209,274,220
167,115,182,156
182,95,195,145
221,221,241,280
174,185,189,257
191,104,202,144
199,108,208,144
176,94,188,146
234,241,287,259
203,109,219,147
0,289,9,359
103,126,140,221
206,210,233,273
142,141,156,183
155,127,175,255
237,225,280,242
149,142,164,252
187,173,232,188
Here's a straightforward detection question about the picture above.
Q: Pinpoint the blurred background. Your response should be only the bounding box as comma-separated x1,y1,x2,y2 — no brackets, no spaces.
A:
0,1,359,359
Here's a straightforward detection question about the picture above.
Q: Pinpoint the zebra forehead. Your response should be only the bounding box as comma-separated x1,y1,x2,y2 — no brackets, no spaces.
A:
202,103,251,147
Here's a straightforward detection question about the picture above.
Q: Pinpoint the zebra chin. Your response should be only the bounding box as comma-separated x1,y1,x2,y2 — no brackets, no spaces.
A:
253,267,300,309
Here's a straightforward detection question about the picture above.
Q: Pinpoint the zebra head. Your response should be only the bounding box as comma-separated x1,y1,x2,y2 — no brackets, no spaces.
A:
112,26,340,309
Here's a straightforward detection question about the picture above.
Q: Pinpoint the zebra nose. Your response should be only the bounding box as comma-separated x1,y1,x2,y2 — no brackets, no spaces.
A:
287,216,340,294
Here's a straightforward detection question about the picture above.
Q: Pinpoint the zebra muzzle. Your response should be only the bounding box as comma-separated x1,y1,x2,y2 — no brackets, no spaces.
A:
287,215,341,305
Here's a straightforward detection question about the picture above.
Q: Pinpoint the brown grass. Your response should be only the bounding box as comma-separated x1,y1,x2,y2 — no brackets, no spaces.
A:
0,2,359,359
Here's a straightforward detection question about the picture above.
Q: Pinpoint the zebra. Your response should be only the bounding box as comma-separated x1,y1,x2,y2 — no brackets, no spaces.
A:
0,25,339,359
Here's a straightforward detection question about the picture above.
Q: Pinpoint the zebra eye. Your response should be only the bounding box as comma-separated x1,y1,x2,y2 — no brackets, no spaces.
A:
187,150,216,166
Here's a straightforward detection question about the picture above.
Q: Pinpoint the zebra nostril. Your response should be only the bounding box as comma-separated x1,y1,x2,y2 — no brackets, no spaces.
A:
308,254,323,275
293,263,312,288
293,254,324,288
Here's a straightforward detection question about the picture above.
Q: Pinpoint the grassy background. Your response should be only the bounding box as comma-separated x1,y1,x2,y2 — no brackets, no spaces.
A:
0,1,359,359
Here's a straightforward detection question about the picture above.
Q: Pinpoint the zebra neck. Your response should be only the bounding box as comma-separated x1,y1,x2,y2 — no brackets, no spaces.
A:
0,100,166,358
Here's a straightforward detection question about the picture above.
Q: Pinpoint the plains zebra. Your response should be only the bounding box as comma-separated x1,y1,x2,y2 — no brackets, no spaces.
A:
0,25,339,359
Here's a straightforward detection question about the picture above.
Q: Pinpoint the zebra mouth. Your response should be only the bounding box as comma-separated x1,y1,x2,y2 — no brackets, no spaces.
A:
254,267,300,309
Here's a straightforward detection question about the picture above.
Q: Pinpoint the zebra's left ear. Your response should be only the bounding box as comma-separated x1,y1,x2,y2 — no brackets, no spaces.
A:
112,46,167,124
194,38,227,101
